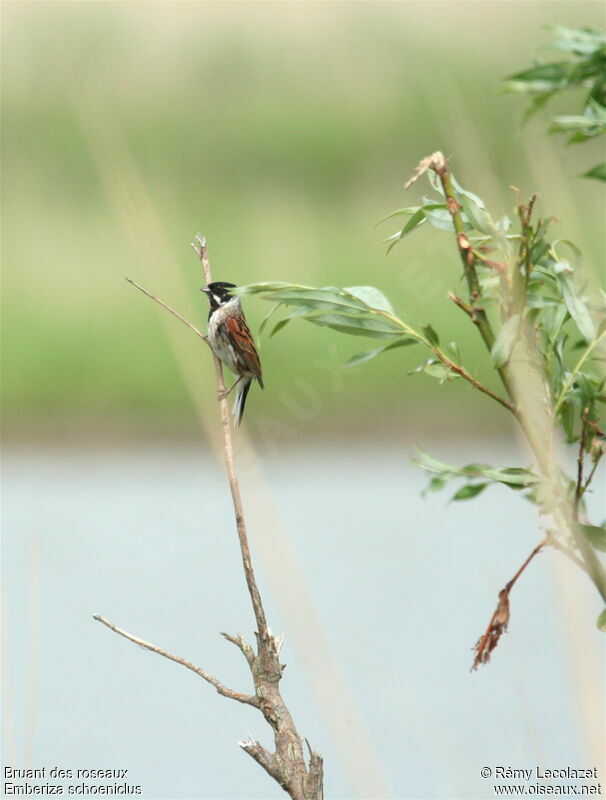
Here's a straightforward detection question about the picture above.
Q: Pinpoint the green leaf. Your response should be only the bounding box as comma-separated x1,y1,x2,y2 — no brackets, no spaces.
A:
559,275,596,341
258,303,280,337
449,341,461,362
422,324,440,347
546,25,606,56
376,205,422,226
580,524,606,553
549,114,605,133
452,483,489,501
490,314,521,368
385,208,427,252
460,194,494,236
530,239,551,264
268,305,310,337
261,288,368,313
382,205,450,250
559,401,576,442
238,283,369,314
270,318,294,337
412,447,458,475
448,175,486,208
583,162,606,181
422,475,449,497
413,449,538,490
303,311,404,338
423,206,455,232
409,360,458,382
552,239,583,265
575,372,603,409
521,90,555,122
597,608,606,633
343,286,395,314
505,78,564,94
567,129,595,145
423,361,455,381
506,62,569,85
540,301,569,344
344,337,418,367
238,281,303,295
239,282,397,316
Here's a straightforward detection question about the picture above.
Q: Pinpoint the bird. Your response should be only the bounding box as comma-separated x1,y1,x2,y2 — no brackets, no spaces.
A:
201,281,264,425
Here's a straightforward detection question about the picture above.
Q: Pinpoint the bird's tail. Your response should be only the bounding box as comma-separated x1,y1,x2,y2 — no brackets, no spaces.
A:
232,378,252,426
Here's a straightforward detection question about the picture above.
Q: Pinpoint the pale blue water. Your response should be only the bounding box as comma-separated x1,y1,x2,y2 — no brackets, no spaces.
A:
2,440,604,799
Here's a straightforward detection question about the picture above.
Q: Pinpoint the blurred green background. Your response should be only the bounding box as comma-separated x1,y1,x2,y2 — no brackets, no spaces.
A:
3,1,605,441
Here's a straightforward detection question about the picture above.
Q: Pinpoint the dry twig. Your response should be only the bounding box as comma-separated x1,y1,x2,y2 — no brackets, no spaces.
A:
94,235,323,800
471,539,547,670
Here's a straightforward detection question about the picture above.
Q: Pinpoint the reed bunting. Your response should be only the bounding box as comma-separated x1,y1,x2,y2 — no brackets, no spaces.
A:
201,282,264,425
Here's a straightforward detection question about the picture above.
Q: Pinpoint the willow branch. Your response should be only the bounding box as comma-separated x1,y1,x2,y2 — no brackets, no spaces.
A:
418,153,514,400
93,614,257,706
447,291,474,320
430,156,604,601
439,355,516,414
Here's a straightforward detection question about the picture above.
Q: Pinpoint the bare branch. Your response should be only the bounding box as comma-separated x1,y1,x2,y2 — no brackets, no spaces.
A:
221,631,256,667
101,235,323,799
92,614,258,706
438,355,516,414
239,737,281,783
190,234,269,641
125,277,208,344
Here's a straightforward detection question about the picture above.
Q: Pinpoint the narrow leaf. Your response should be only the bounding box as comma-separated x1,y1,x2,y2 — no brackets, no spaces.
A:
461,194,494,236
304,312,404,338
343,286,395,314
422,475,449,497
452,483,489,501
559,275,596,340
375,206,422,226
270,318,293,337
344,337,417,367
422,324,440,347
583,162,606,182
423,361,455,381
580,524,606,553
258,303,280,337
385,208,427,252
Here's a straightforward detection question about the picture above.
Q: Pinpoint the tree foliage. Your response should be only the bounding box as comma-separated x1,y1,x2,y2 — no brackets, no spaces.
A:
504,25,606,180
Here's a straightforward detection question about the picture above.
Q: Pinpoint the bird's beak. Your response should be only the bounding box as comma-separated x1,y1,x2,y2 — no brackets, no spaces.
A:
200,287,210,294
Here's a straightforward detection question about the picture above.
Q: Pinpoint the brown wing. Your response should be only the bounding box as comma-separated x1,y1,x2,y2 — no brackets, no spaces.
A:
225,315,264,387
